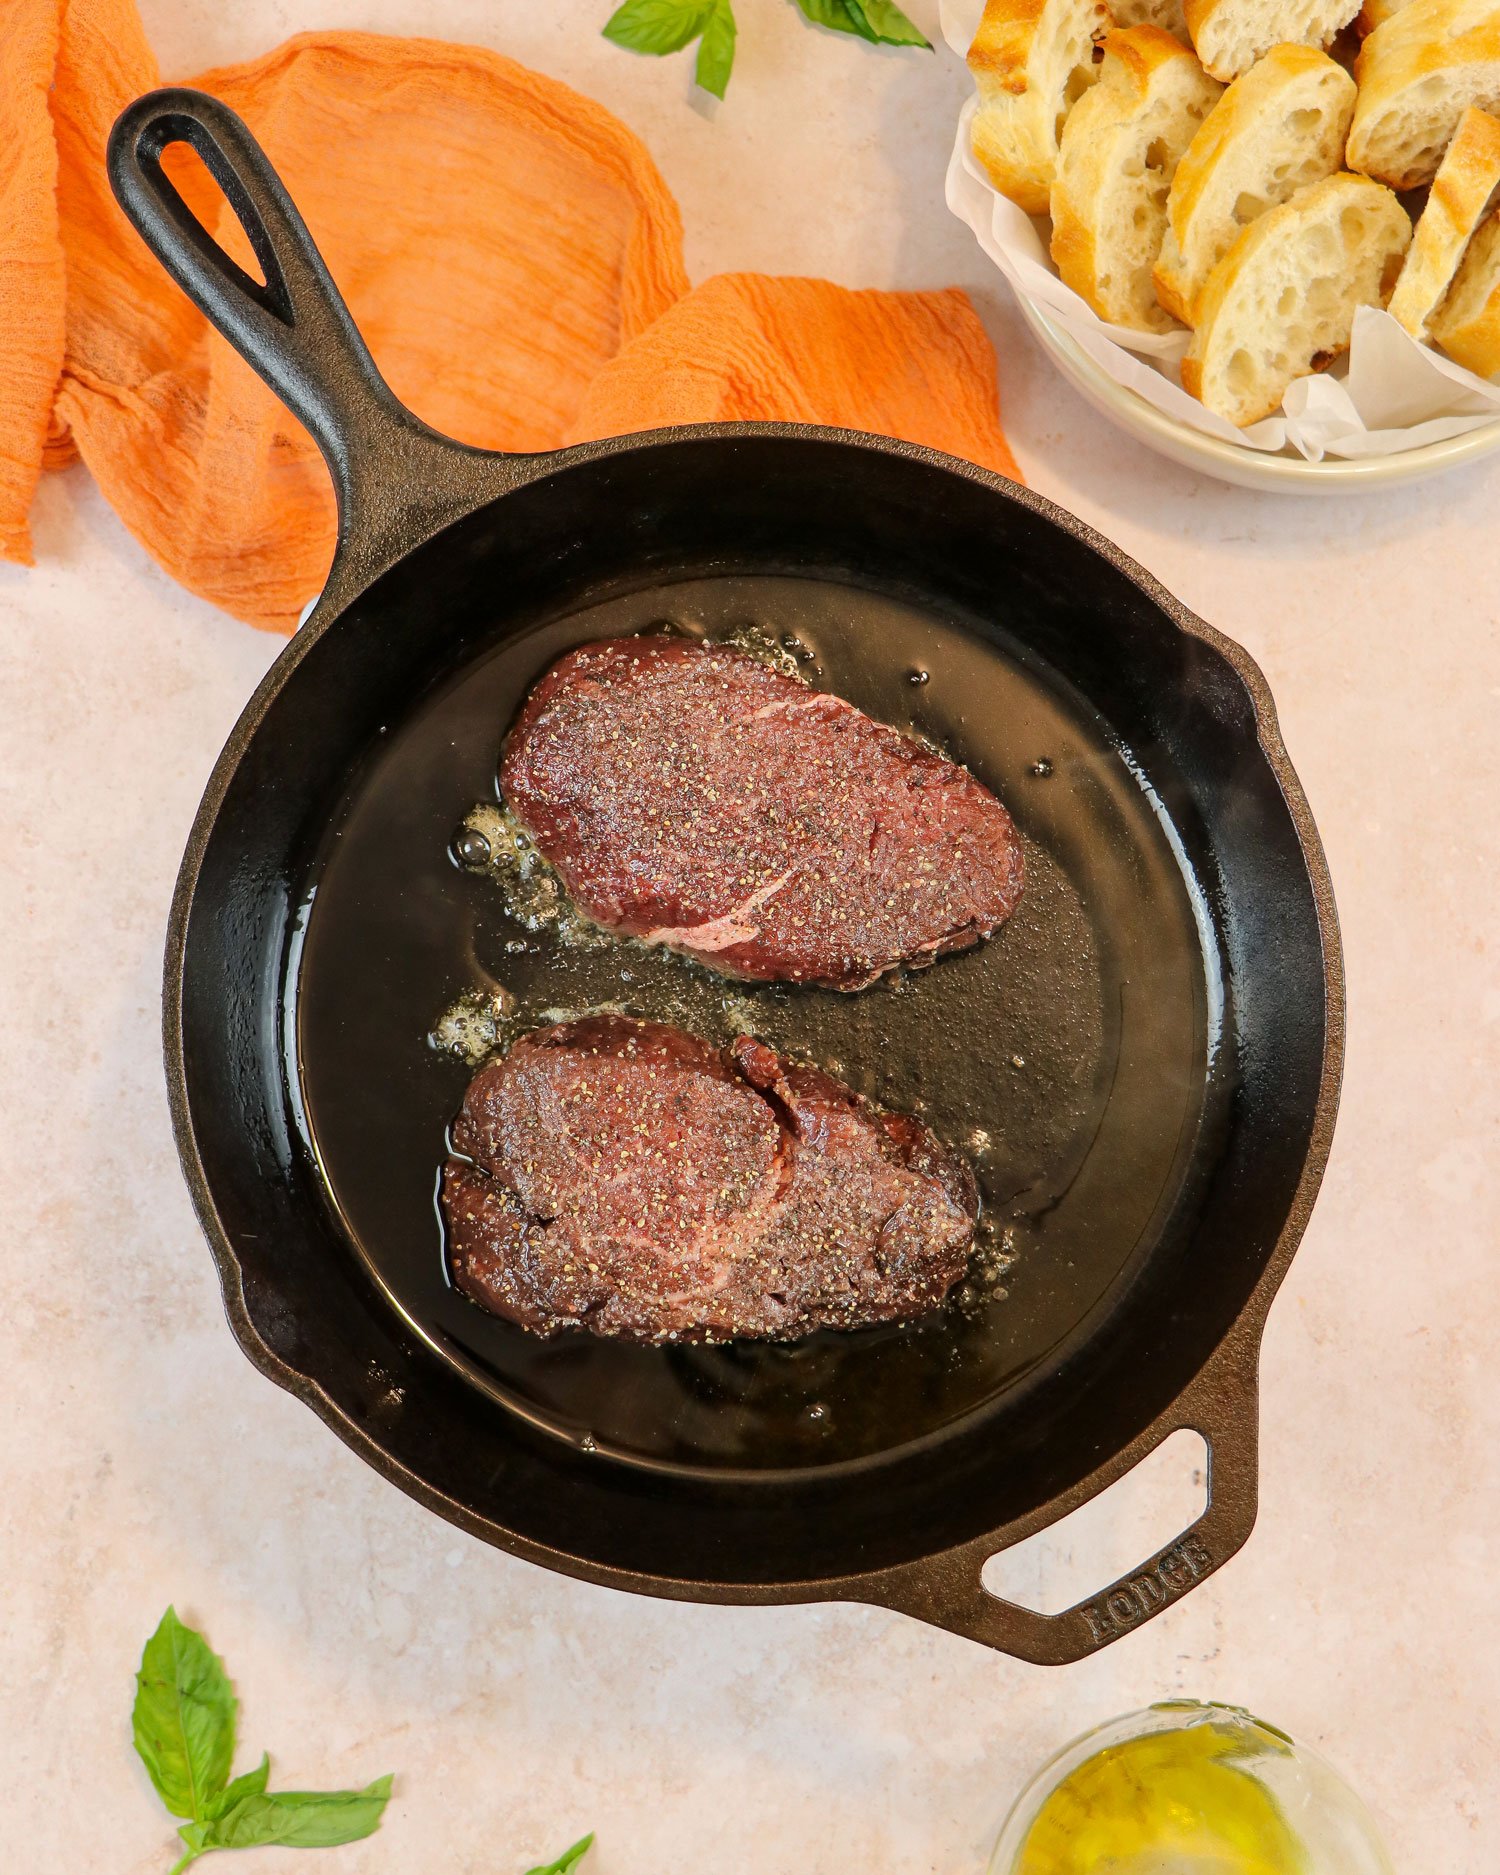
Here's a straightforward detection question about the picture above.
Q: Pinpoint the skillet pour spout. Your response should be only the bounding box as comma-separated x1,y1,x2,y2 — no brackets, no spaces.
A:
108,87,1343,1665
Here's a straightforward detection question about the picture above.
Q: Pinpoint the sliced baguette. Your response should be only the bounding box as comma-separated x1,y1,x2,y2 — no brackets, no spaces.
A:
1051,28,1223,327
1155,46,1357,323
1182,171,1412,422
1184,0,1361,80
1111,0,1191,39
1349,0,1500,189
1430,208,1500,369
968,0,1114,215
1388,106,1500,337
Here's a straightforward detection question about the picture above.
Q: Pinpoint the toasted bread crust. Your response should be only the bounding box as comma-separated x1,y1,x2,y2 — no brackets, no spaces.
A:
1357,0,1408,32
1431,210,1500,371
968,0,1051,95
1180,351,1209,397
968,0,1113,213
1388,105,1500,336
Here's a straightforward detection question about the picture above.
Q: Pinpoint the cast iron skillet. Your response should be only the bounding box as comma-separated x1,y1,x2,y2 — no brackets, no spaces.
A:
109,88,1343,1665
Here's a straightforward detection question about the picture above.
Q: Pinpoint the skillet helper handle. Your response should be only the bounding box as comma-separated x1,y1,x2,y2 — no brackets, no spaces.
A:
106,88,515,603
875,1358,1259,1665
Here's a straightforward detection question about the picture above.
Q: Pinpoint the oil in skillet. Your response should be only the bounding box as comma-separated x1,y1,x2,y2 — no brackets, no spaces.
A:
291,574,1215,1475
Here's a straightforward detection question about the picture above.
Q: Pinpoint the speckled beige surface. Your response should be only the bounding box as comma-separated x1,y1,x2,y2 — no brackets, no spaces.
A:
1,2,1496,1871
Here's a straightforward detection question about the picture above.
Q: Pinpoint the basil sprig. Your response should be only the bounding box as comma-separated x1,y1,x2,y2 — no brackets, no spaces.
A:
792,0,931,46
133,1608,392,1872
603,0,928,97
526,1835,597,1874
603,0,737,96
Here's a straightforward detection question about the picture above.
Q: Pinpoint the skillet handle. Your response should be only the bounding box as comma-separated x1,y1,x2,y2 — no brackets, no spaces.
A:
106,87,519,609
870,1355,1259,1665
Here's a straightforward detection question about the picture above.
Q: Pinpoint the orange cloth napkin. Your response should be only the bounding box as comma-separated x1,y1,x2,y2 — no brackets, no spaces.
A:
2,0,1020,633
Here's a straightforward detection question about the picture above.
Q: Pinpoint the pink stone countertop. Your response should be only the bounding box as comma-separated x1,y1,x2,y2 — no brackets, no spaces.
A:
1,3,1495,1871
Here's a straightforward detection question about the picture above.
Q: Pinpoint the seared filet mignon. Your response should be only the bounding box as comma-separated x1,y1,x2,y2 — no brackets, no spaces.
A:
498,637,1024,990
442,1016,978,1342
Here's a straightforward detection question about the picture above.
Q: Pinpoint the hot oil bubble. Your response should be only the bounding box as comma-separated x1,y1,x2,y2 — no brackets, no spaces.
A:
461,802,606,951
1030,758,1054,778
724,625,804,681
430,987,517,1066
452,827,491,868
907,668,930,686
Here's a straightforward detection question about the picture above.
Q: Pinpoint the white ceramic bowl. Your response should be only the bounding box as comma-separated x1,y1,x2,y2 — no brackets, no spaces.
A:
1015,297,1500,493
938,0,1500,491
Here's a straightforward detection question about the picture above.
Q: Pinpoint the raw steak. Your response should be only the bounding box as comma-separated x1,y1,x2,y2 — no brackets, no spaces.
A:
498,636,1024,989
442,1015,978,1343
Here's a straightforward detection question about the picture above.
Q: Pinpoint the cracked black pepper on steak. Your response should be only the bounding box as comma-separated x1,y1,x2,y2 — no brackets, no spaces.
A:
498,636,1025,990
442,1016,979,1342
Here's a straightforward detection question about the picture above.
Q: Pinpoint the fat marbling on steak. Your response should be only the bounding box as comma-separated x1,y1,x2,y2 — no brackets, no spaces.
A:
498,636,1024,989
442,1015,978,1343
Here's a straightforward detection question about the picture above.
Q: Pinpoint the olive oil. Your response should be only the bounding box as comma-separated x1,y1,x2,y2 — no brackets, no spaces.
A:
1010,1720,1308,1875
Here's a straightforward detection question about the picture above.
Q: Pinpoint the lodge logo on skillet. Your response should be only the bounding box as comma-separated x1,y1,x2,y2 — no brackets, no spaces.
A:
1081,1535,1214,1645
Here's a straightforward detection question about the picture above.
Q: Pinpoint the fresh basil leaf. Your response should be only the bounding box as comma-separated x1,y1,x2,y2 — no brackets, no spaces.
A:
132,1608,236,1822
204,1775,394,1851
204,1752,271,1822
604,0,738,93
603,0,715,54
793,0,870,37
695,0,738,97
526,1835,595,1875
793,0,930,46
844,0,931,46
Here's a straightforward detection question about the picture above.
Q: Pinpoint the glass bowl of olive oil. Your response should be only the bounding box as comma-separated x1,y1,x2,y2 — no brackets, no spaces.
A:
989,1702,1394,1875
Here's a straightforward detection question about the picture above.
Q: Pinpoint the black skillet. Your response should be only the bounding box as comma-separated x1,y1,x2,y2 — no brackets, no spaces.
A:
109,88,1343,1665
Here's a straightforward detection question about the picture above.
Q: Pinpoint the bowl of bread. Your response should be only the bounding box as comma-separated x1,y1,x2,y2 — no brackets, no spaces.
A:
940,0,1500,486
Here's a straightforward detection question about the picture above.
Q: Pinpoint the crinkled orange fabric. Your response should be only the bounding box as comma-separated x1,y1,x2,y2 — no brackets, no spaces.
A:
1,0,1020,632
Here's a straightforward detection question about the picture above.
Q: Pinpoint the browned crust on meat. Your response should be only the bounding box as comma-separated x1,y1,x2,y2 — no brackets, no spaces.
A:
444,1017,978,1343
